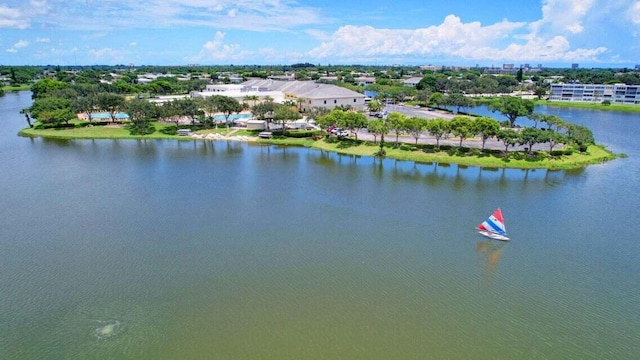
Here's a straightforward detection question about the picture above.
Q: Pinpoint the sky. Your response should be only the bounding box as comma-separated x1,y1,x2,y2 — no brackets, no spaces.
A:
1,0,639,67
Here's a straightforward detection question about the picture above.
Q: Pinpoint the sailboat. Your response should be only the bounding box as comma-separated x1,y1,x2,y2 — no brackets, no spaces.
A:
477,208,510,241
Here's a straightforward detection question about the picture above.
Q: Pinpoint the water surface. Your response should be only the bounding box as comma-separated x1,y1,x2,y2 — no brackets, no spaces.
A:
1,92,638,359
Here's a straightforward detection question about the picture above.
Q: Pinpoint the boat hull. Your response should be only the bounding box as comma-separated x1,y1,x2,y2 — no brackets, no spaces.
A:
478,231,510,241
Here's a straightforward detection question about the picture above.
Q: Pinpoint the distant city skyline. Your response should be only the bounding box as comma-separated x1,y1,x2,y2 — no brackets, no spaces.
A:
1,0,639,67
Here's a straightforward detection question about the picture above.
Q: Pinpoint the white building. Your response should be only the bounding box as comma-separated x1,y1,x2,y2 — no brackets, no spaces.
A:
403,77,423,87
549,83,640,104
191,79,366,111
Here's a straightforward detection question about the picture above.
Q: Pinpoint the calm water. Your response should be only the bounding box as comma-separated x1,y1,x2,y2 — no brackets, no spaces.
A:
1,91,639,359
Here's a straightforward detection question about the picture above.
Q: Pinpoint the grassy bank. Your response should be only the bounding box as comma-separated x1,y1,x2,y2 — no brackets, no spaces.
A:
2,84,31,92
19,124,619,170
19,122,188,140
533,100,640,113
311,140,617,170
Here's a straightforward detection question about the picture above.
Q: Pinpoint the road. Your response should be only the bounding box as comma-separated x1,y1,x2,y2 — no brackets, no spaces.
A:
359,104,548,152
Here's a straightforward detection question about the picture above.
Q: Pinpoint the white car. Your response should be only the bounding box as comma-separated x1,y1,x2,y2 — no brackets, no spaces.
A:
337,130,350,137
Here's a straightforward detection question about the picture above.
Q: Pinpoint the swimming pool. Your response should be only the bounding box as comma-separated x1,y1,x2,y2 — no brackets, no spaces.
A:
90,112,130,119
212,113,252,121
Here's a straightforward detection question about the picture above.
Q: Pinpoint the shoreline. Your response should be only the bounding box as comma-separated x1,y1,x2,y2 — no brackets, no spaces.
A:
19,126,620,170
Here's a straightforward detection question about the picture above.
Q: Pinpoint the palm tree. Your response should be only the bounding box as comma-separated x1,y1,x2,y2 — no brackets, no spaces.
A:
243,95,259,108
20,107,33,128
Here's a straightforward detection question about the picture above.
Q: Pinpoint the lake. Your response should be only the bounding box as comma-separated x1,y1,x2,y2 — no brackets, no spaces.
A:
1,91,639,359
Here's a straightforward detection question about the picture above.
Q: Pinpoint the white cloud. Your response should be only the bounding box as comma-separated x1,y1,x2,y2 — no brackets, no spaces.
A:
13,40,29,49
36,37,50,43
304,29,331,42
6,39,30,53
89,47,127,63
190,31,252,62
0,5,30,29
307,6,615,64
3,0,324,32
530,0,594,36
308,15,526,59
630,1,640,24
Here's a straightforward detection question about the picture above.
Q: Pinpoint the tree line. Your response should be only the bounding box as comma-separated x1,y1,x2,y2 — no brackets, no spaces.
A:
315,97,594,155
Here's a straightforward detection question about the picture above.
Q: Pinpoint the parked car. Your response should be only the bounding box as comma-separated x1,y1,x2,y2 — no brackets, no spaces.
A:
327,126,337,133
337,130,349,137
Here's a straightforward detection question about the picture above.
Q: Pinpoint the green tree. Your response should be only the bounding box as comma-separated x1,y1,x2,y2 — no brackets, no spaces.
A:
97,93,126,123
539,130,567,153
30,78,70,99
496,129,519,154
449,116,475,147
273,104,302,132
124,98,157,132
386,112,407,144
425,118,450,149
445,92,474,113
404,116,428,145
211,95,243,128
251,98,278,129
474,116,501,150
38,108,76,126
367,118,388,144
179,98,204,125
516,67,523,82
487,96,534,127
534,87,547,100
414,90,431,106
72,96,97,123
416,74,437,91
367,100,383,114
428,92,445,108
567,124,595,152
341,111,368,140
519,127,545,154
29,97,72,120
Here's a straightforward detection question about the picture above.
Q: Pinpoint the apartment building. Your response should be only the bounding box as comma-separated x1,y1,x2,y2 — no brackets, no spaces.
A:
549,83,640,104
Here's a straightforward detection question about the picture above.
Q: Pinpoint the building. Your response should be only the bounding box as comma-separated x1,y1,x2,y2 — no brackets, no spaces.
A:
354,76,376,86
571,63,579,69
191,79,366,111
403,77,423,87
549,83,640,104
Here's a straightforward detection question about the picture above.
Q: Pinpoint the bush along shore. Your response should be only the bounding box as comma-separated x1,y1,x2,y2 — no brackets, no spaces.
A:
19,119,620,171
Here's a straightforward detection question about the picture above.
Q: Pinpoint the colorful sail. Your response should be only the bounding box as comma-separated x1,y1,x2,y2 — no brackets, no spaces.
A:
477,208,507,236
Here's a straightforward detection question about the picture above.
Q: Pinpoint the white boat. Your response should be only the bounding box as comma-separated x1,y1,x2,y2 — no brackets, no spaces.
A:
477,208,510,241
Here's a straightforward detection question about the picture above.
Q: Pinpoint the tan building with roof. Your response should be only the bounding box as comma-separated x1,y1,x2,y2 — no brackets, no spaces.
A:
192,79,366,111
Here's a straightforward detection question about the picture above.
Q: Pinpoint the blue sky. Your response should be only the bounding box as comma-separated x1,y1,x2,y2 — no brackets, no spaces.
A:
1,0,639,67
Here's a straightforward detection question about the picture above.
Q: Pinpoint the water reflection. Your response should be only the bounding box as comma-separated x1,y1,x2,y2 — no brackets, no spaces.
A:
476,240,506,274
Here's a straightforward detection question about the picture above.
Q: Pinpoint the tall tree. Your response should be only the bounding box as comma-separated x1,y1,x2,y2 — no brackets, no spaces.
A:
72,96,97,123
404,116,428,145
273,104,301,132
211,95,243,128
449,116,475,147
488,96,534,127
341,111,368,140
20,108,33,128
386,112,407,144
97,93,125,123
446,92,473,113
474,116,501,150
124,98,157,132
496,129,519,154
425,118,450,149
367,118,388,144
519,127,545,154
